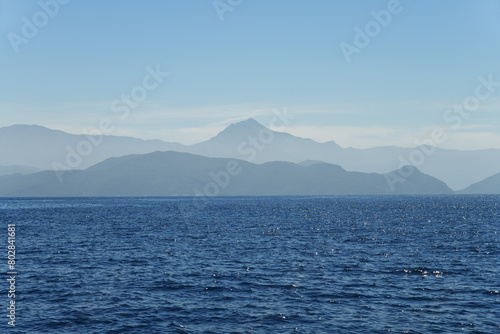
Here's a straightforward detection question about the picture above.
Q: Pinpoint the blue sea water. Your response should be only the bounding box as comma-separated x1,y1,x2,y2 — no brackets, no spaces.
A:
0,195,499,333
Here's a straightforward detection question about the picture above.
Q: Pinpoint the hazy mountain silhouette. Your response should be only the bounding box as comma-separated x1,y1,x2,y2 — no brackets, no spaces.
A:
1,121,499,191
0,151,453,197
458,173,500,194
0,124,186,171
0,165,39,176
189,118,343,164
188,119,500,191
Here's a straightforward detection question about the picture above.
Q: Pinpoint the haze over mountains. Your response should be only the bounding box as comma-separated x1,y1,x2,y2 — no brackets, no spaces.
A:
189,119,500,191
0,165,39,176
0,124,185,170
0,151,453,197
0,120,499,195
459,173,500,194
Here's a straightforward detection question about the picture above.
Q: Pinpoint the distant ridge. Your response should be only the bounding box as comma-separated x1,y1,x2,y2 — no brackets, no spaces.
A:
458,172,500,194
1,120,500,190
189,118,343,165
0,124,186,170
0,165,40,176
184,119,500,190
0,151,453,197
298,160,327,167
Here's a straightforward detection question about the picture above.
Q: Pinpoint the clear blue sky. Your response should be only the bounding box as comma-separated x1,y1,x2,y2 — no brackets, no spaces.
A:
1,0,499,149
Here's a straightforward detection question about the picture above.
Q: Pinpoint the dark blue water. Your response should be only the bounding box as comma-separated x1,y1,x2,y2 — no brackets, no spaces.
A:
1,195,499,333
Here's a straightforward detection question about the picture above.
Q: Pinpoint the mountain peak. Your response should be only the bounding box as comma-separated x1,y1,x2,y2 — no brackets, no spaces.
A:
3,124,53,131
232,118,266,130
211,118,268,141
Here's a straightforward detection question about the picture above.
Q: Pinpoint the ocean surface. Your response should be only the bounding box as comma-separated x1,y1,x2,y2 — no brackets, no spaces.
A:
1,195,499,333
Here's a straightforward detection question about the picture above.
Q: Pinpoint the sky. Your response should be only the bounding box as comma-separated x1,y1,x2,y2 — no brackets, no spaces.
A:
1,0,499,149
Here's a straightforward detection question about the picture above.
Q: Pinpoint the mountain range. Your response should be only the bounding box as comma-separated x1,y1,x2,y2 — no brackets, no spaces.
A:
187,119,500,191
0,164,39,176
0,124,185,171
0,151,453,197
0,120,499,195
458,172,500,194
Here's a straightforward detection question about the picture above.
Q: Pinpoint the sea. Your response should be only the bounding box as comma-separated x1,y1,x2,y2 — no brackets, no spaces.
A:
0,195,499,334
